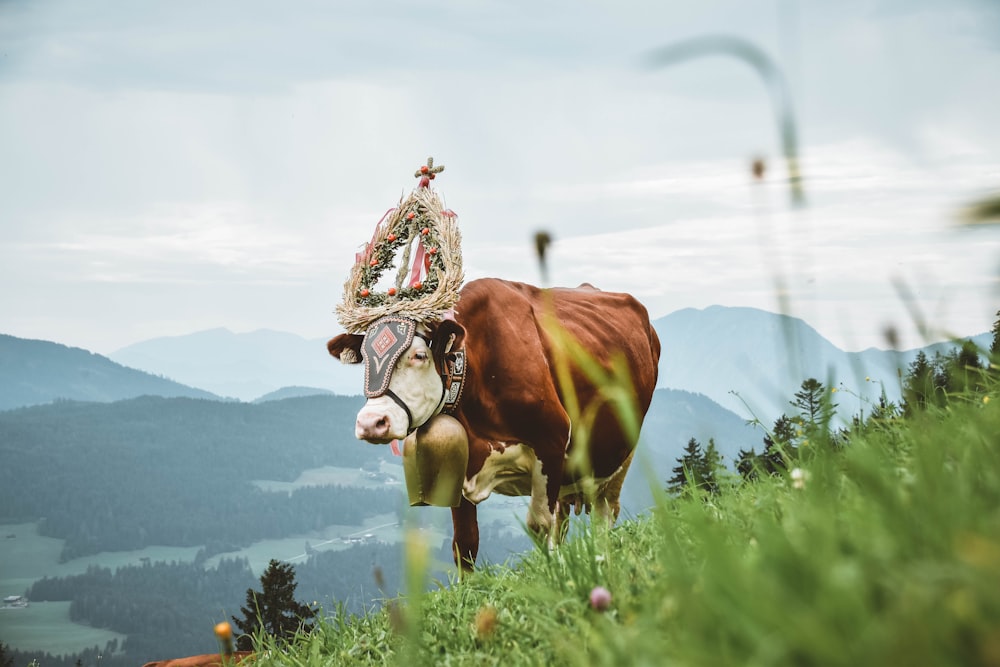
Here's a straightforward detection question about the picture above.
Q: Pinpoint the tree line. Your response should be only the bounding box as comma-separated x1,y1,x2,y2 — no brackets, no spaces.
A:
16,539,415,665
669,311,1000,494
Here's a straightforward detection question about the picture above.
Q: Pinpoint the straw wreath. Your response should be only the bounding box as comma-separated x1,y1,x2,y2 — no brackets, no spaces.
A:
336,160,464,334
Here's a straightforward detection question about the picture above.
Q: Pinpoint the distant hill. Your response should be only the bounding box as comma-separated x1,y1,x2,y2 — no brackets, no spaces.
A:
653,305,991,424
0,334,218,411
110,328,360,401
253,385,335,403
623,387,758,512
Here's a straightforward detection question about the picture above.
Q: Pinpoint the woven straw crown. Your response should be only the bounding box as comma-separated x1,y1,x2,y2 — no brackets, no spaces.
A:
336,160,464,334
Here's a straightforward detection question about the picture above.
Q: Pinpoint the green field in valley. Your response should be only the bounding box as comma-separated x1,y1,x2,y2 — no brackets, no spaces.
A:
0,601,126,657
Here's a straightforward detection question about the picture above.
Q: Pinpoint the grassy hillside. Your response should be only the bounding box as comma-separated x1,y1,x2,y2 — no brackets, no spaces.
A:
246,374,1000,666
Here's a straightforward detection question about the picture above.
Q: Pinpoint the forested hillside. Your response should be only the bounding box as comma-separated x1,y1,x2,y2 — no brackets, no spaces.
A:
0,394,395,559
0,334,219,410
0,390,753,561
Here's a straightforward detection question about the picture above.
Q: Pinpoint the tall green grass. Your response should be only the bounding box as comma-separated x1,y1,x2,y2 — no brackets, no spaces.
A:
245,369,1000,665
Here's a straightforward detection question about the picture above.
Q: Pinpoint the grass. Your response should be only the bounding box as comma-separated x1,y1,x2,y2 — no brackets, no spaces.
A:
247,377,1000,666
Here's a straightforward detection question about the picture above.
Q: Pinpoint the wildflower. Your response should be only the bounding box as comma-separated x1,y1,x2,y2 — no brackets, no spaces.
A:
214,621,234,656
865,376,871,382
790,468,808,490
831,387,838,393
590,586,612,612
985,396,991,405
214,621,232,640
474,605,498,639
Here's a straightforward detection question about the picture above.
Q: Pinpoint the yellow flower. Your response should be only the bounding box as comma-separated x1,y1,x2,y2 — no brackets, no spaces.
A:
474,605,499,639
214,621,232,640
831,387,838,393
984,396,991,405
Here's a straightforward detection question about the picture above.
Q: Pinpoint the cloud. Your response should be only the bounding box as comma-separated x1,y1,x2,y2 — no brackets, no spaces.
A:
1,0,998,354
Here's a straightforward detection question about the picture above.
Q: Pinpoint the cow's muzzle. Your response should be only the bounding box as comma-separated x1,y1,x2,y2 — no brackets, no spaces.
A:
355,389,417,443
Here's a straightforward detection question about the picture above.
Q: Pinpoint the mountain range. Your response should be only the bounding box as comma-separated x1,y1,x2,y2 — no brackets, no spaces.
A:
656,306,989,423
110,306,990,423
2,305,990,424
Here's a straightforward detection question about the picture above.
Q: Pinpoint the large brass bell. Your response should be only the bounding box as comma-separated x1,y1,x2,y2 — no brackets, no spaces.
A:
402,414,469,507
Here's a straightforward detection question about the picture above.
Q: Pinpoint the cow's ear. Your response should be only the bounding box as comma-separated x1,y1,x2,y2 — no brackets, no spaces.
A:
430,319,466,371
327,333,364,364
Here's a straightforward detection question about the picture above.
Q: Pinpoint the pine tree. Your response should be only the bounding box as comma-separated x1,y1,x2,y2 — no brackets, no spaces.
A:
0,642,12,667
790,377,837,440
735,447,759,481
991,310,1000,357
668,438,704,495
947,340,985,393
233,559,316,651
903,350,937,414
668,437,724,495
759,415,796,473
736,427,789,482
701,438,724,494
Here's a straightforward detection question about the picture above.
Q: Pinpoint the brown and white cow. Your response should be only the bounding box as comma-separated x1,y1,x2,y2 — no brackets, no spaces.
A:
328,278,661,568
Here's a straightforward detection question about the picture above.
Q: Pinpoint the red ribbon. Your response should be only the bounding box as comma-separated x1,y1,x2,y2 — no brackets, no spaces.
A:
407,243,427,287
355,208,397,265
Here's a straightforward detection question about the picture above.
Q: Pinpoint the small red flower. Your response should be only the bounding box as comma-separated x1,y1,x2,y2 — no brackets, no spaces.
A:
428,247,438,255
420,165,429,174
421,227,430,236
387,287,397,296
360,288,370,298
406,212,416,220
387,233,397,242
413,281,423,290
369,259,378,267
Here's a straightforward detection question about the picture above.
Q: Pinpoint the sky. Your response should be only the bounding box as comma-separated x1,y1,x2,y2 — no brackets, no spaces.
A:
1,0,999,355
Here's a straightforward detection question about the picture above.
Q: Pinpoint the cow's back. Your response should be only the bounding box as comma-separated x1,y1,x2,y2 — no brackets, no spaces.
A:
454,278,660,479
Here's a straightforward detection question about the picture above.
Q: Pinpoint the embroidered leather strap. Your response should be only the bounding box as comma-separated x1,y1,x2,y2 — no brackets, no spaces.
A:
442,349,466,414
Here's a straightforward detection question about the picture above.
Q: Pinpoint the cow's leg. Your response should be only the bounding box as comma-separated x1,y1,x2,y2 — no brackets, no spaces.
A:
526,458,553,541
526,453,566,549
592,449,635,526
451,497,479,571
553,497,574,544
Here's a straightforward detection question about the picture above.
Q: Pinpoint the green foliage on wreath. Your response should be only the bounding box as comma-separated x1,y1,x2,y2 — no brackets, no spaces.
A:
356,203,447,307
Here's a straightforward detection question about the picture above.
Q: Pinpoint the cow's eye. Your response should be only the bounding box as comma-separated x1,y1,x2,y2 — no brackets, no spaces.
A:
413,351,428,362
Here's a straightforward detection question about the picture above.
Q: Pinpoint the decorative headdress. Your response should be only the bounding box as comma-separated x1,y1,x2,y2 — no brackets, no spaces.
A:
336,157,464,334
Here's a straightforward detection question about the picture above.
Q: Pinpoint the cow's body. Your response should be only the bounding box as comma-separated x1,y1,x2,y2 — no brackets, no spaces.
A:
142,652,253,667
329,278,661,567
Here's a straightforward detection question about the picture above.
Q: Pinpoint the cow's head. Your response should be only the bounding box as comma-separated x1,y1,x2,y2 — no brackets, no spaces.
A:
328,316,465,443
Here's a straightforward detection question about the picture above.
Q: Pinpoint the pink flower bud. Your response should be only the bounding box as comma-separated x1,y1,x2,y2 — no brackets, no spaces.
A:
589,586,612,611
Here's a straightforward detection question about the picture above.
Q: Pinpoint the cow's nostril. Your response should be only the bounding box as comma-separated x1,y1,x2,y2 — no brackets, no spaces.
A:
375,416,388,432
